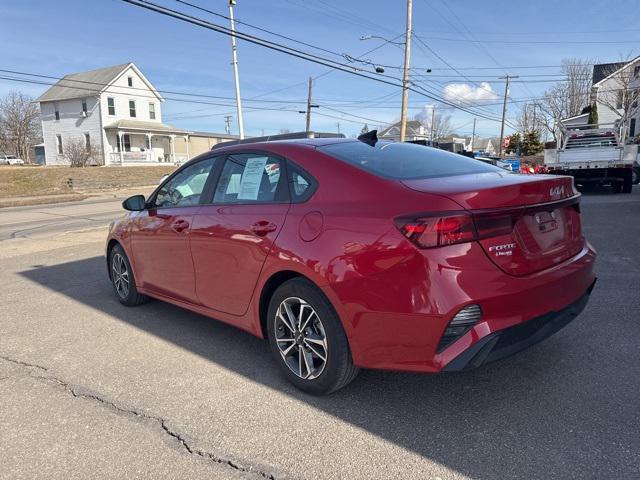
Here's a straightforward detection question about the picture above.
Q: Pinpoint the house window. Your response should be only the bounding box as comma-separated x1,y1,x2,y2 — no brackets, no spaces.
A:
54,103,60,121
128,76,133,87
635,66,640,78
56,135,63,155
149,103,156,120
616,91,624,109
107,97,115,115
84,133,91,150
129,100,136,118
123,134,131,152
82,99,87,114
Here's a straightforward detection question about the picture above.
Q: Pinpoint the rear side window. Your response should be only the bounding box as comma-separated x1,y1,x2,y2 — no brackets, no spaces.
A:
214,153,284,204
287,163,316,202
319,141,503,180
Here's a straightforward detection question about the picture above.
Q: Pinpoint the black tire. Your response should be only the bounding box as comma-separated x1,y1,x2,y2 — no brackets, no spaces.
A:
266,278,359,395
109,244,149,306
612,181,623,194
632,168,639,185
622,170,633,193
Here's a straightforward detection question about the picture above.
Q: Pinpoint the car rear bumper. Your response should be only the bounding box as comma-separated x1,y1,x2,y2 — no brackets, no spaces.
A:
443,279,596,371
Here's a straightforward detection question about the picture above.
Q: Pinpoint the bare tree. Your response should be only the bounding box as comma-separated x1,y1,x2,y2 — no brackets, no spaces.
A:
516,102,549,140
0,91,42,163
63,137,102,167
415,109,453,140
535,58,593,141
595,60,640,142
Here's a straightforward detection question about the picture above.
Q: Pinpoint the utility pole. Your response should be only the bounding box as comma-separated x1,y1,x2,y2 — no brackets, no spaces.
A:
399,0,413,142
430,106,436,143
298,77,318,135
305,77,314,133
228,0,245,139
471,117,476,152
224,115,232,135
336,122,341,134
498,74,518,157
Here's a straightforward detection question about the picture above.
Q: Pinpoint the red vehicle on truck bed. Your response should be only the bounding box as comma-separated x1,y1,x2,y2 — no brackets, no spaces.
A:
107,132,596,394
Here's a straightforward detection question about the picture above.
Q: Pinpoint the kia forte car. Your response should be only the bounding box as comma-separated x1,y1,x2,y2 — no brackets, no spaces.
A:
106,133,596,395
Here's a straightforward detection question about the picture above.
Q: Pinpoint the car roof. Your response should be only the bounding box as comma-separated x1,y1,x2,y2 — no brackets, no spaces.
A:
212,137,361,153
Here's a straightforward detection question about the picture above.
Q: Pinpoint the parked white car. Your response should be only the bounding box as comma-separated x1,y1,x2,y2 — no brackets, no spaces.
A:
0,155,25,165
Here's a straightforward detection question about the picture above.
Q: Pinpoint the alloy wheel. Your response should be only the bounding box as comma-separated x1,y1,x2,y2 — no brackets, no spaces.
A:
274,297,328,380
111,253,130,299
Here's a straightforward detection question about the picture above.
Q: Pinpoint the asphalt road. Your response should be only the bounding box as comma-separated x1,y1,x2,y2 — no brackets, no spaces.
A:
1,188,639,479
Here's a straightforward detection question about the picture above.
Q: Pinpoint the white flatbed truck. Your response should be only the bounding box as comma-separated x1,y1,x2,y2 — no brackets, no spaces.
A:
544,125,637,193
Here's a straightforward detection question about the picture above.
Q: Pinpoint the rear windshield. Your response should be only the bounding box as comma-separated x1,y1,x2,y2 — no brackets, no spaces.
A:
319,141,504,180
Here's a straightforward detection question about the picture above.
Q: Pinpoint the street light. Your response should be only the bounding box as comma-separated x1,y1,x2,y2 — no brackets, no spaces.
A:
360,34,405,46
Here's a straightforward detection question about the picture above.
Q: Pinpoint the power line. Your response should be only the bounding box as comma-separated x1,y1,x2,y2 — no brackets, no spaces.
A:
118,0,509,124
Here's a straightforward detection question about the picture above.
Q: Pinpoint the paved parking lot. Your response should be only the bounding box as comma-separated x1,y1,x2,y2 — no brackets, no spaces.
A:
1,188,639,479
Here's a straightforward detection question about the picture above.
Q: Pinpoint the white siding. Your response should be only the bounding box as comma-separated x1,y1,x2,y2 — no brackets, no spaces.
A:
41,96,102,165
39,64,164,166
99,65,163,164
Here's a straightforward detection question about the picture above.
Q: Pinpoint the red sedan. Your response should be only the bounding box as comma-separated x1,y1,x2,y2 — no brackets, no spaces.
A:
106,135,596,395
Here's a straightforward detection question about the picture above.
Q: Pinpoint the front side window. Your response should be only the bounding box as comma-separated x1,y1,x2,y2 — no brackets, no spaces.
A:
149,103,156,120
107,97,115,115
129,100,136,118
214,153,283,204
319,141,504,180
128,76,133,87
84,133,90,150
82,99,87,114
154,158,215,208
56,134,63,154
54,102,60,121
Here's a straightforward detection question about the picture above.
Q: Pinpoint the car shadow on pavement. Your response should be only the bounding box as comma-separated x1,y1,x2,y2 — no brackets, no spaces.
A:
19,255,638,479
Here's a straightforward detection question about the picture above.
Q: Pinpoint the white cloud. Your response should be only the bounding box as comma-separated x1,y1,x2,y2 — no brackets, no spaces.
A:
414,104,435,123
442,82,499,104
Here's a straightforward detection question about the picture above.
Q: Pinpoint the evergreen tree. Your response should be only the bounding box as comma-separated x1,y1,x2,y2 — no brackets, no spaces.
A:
505,132,521,154
588,101,598,127
521,131,544,156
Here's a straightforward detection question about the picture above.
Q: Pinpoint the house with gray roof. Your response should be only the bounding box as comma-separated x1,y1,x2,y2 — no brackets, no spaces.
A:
37,62,191,165
379,120,430,142
559,57,640,140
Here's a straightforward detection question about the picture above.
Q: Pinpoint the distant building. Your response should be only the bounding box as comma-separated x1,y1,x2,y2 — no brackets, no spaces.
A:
36,62,237,166
471,137,500,155
379,120,429,142
559,57,640,139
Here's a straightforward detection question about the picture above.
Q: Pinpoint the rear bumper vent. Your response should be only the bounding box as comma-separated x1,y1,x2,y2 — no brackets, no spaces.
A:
437,304,482,352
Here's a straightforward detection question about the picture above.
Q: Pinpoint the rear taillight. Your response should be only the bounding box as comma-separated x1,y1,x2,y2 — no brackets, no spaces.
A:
395,214,476,248
395,211,519,249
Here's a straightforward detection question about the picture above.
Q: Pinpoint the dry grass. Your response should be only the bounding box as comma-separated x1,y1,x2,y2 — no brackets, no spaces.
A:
0,165,177,198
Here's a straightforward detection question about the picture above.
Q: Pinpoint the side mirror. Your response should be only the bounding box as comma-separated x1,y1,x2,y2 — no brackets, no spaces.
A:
122,194,146,211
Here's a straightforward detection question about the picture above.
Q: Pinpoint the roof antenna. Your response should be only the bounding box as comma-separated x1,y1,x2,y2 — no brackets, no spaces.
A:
358,129,378,146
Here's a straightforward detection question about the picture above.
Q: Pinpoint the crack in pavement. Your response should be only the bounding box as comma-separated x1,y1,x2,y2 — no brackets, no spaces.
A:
0,354,279,480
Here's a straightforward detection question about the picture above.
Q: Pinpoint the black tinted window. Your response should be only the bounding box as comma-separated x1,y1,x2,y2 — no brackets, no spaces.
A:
319,141,503,180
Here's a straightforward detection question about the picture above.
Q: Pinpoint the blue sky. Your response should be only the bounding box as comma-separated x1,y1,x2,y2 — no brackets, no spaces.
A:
1,0,639,138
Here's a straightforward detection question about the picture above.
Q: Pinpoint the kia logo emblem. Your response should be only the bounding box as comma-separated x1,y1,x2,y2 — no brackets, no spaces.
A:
549,185,565,198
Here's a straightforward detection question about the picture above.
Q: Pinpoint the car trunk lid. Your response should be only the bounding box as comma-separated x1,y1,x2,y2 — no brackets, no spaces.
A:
401,173,585,275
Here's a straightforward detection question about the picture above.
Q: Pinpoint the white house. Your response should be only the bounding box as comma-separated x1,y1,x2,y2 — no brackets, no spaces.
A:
379,120,430,142
560,58,640,139
37,62,191,165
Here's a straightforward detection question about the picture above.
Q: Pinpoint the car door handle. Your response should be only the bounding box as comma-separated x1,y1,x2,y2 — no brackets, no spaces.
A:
250,221,277,236
172,219,190,233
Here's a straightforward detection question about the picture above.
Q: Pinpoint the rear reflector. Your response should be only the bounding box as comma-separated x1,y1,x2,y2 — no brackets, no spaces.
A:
437,304,482,352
